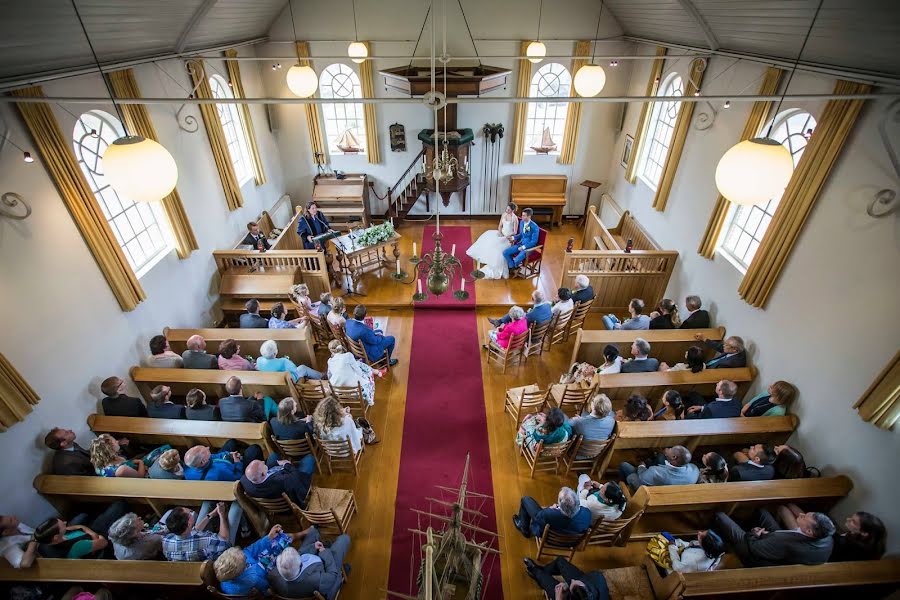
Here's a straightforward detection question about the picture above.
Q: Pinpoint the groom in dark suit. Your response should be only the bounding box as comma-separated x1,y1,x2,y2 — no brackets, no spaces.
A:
503,208,539,270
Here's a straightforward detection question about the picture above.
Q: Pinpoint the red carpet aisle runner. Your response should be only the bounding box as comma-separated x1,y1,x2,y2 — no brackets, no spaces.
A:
411,225,476,309
387,225,502,597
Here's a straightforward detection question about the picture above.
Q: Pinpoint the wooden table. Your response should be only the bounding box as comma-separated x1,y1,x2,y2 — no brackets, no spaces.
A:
330,231,401,294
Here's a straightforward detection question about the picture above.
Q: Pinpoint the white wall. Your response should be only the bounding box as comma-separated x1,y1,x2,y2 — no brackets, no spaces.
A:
605,46,900,551
0,47,285,523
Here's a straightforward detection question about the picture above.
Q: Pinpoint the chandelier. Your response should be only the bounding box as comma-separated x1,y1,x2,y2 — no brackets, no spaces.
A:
432,137,467,184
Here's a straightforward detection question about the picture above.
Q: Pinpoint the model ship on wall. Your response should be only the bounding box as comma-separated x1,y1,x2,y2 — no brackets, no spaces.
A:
337,128,362,153
530,127,557,154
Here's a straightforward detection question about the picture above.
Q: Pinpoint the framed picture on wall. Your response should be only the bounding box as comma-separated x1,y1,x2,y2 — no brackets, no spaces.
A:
621,134,635,169
389,123,407,152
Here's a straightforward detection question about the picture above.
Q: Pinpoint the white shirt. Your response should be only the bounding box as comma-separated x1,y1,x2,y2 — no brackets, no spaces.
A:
552,298,575,315
598,356,623,375
319,414,364,453
1,524,34,568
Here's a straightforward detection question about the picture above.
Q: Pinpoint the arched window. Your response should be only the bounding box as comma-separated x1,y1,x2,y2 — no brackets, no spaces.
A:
719,110,817,271
72,110,172,276
209,74,254,184
525,63,571,155
638,73,684,188
319,64,366,155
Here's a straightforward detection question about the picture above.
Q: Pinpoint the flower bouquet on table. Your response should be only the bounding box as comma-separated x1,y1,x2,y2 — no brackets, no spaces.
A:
355,222,396,247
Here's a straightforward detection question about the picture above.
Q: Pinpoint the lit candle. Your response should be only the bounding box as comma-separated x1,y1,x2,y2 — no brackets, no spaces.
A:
396,260,401,275
417,279,423,295
412,242,417,256
451,244,456,257
461,278,466,293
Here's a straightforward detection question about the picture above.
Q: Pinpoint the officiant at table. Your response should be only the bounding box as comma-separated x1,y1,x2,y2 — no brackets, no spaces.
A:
296,201,331,249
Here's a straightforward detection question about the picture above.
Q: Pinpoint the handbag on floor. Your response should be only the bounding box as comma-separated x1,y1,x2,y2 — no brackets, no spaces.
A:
646,532,676,570
356,417,378,445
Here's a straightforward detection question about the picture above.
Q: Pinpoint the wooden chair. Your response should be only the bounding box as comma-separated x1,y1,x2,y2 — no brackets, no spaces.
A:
329,320,349,347
297,379,329,415
546,308,575,349
549,383,595,417
486,329,529,373
330,383,369,419
237,489,306,533
521,438,576,478
317,436,363,476
202,560,266,599
504,385,550,428
345,335,391,372
524,319,552,360
566,298,594,341
583,501,645,548
515,226,547,279
306,309,333,347
266,427,321,474
563,433,617,477
300,486,357,537
533,523,589,561
272,592,327,600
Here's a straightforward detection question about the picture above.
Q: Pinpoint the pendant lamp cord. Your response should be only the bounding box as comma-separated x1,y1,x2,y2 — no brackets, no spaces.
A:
766,0,823,137
536,0,543,40
71,0,129,135
351,0,359,42
408,3,432,72
456,0,481,68
288,0,301,62
591,2,604,63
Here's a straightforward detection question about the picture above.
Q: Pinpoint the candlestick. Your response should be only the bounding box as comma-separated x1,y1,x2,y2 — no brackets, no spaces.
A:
451,244,456,257
417,279,422,295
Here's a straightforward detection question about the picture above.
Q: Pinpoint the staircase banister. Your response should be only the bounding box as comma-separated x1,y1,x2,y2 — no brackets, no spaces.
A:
390,148,427,201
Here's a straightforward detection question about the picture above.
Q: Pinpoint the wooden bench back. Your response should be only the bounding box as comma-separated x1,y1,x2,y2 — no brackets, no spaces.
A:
163,326,318,371
0,558,205,585
130,366,298,406
571,327,726,368
613,211,660,251
591,366,757,410
87,414,273,454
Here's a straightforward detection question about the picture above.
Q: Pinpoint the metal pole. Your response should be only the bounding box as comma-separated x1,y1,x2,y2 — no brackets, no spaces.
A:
184,54,711,61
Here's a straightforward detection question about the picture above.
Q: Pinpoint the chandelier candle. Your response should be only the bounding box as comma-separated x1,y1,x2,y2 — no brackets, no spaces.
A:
451,244,456,257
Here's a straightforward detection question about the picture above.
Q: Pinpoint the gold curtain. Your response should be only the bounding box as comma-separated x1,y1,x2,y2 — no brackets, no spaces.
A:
558,40,592,165
358,42,381,164
107,69,199,259
0,352,40,432
652,57,707,211
295,42,329,165
12,86,146,311
225,49,267,186
510,41,533,164
697,67,784,258
738,80,871,308
625,46,667,184
188,59,244,211
854,350,900,430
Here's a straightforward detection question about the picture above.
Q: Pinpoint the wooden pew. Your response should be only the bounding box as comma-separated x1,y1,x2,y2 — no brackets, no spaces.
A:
571,327,726,368
87,414,274,455
0,558,206,585
164,326,319,371
509,174,567,226
590,367,758,410
129,367,299,406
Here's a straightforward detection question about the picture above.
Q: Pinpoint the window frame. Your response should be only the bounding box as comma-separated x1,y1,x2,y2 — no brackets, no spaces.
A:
319,63,367,156
637,72,685,191
72,109,174,279
524,62,572,156
209,73,255,186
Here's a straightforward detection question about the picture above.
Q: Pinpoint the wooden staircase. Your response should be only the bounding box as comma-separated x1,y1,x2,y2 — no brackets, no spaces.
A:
383,148,427,220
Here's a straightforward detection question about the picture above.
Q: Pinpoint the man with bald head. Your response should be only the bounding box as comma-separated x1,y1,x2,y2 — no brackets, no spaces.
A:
181,335,218,369
184,439,264,482
240,451,316,506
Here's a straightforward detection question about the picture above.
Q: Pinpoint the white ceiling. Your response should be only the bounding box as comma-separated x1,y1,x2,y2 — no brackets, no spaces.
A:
0,0,898,83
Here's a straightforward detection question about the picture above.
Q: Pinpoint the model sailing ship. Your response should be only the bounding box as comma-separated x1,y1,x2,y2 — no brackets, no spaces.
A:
530,127,557,154
337,128,362,153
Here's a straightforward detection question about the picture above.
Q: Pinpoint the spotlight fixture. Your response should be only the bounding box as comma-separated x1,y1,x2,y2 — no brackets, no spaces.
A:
23,151,34,163
723,100,731,109
90,128,99,137
694,90,701,96
609,59,618,67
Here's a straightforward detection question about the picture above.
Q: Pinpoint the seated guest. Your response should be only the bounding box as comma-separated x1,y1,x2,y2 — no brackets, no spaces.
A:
147,385,186,419
184,440,263,481
666,530,726,573
568,393,615,454
713,508,835,567
317,292,333,318
523,556,609,600
241,454,316,507
576,477,626,523
181,335,218,369
214,524,295,596
653,389,685,420
619,445,700,490
142,334,183,368
484,305,528,351
257,340,324,383
649,298,682,329
90,434,152,478
34,500,127,559
44,427,94,476
327,339,381,406
100,376,148,417
660,346,706,373
313,396,364,453
620,338,660,373
742,380,796,417
686,380,741,419
218,376,267,422
327,297,347,328
772,444,809,479
730,444,776,481
699,452,729,483
0,515,38,568
571,274,595,304
488,290,551,328
269,397,314,442
513,486,591,539
289,283,317,316
695,333,747,369
269,301,305,329
242,221,270,250
602,298,650,331
598,344,623,375
551,287,575,316
681,295,711,329
776,504,886,562
185,388,218,421
240,298,270,329
516,407,572,454
149,448,184,480
270,530,351,600
162,504,230,562
346,304,398,366
108,512,163,560
217,339,255,371
616,394,653,422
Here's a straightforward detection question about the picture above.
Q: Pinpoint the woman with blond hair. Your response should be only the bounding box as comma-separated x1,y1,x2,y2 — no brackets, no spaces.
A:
327,296,348,328
91,435,169,478
269,397,313,442
649,298,683,329
288,283,318,315
327,339,383,406
313,396,363,453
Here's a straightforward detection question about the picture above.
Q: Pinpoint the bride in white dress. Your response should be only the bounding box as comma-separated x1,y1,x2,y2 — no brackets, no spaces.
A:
467,203,519,279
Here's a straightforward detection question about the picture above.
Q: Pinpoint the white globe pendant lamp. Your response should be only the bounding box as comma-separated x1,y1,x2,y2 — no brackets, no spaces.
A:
103,136,178,203
286,64,318,97
526,41,546,64
715,138,793,205
574,64,607,97
347,42,368,63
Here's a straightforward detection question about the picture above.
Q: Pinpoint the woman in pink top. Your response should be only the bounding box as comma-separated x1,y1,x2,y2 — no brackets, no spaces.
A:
217,339,256,371
487,305,528,349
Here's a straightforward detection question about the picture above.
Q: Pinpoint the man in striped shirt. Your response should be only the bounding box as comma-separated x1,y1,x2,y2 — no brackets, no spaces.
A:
162,504,230,562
